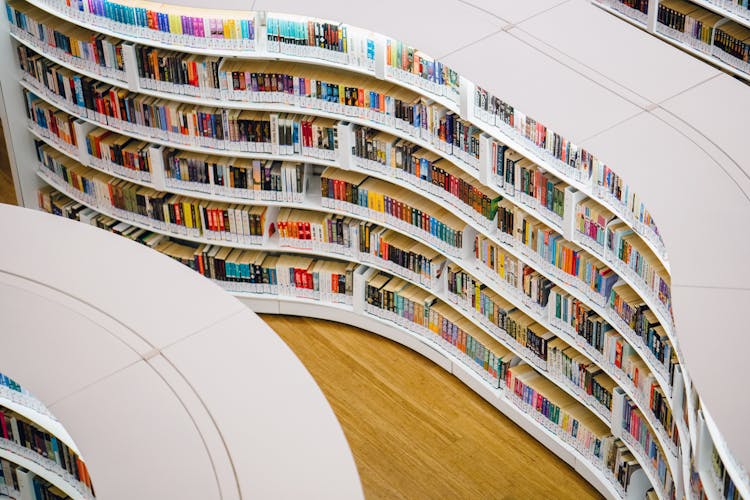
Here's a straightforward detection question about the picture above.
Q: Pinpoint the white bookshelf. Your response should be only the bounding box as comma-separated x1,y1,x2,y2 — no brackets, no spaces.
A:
8,17,683,500
18,65,680,387
5,0,672,271
0,446,90,500
6,0,750,498
0,390,80,456
592,0,750,81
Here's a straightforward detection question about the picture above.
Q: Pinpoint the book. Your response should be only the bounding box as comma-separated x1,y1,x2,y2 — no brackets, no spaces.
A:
6,0,124,81
320,167,465,252
266,15,374,69
0,404,95,496
57,0,255,50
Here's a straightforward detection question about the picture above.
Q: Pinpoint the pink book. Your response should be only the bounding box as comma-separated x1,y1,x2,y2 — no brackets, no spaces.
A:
0,411,7,439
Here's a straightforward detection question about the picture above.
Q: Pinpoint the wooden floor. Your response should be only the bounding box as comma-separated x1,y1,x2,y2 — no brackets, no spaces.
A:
262,314,603,500
0,119,18,206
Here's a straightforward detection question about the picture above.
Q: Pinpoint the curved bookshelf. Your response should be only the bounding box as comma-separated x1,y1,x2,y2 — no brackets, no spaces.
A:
25,87,681,408
0,391,79,457
19,69,679,392
36,162,683,498
0,445,90,500
23,64,692,494
10,41,678,350
7,0,672,274
592,0,750,83
9,0,749,497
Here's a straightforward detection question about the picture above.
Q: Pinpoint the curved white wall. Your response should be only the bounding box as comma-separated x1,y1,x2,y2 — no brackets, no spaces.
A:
0,204,363,500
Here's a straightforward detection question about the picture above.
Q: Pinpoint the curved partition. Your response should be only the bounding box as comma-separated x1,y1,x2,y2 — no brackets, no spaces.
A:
0,0,748,498
0,204,363,499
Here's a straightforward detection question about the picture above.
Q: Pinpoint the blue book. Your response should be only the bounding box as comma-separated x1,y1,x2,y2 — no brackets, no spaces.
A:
72,75,85,107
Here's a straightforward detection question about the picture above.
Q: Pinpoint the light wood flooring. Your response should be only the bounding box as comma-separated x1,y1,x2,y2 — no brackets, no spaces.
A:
0,119,18,206
262,314,603,500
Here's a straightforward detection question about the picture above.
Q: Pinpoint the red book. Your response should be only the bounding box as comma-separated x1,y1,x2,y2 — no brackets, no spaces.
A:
304,221,311,240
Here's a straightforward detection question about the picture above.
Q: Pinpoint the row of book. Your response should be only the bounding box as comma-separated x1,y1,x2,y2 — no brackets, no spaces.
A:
17,36,667,287
446,264,553,368
477,85,665,259
657,0,720,49
711,441,745,500
606,0,750,73
37,143,271,242
30,100,671,394
265,16,375,70
25,93,79,157
607,222,672,319
474,86,596,184
6,0,124,81
163,150,307,202
591,146,663,263
160,243,357,302
19,0,670,272
355,221,445,287
0,458,70,500
606,439,647,496
29,83,680,406
0,406,94,497
619,396,676,498
505,363,614,463
35,187,673,496
37,188,355,300
352,126,497,227
277,210,447,287
134,45,222,98
20,34,481,170
494,146,567,228
385,39,460,100
20,56,342,158
608,283,678,385
54,0,255,49
85,127,151,181
0,457,21,498
657,0,750,67
365,271,514,386
446,260,680,448
27,87,672,332
476,233,679,394
550,287,676,392
320,168,465,254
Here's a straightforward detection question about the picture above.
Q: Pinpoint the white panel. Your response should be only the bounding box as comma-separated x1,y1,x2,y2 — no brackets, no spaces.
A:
514,0,719,103
0,281,139,404
161,309,364,500
458,0,570,24
581,111,750,289
440,31,642,141
48,362,221,500
147,355,240,500
671,285,750,474
0,205,245,349
661,74,750,180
